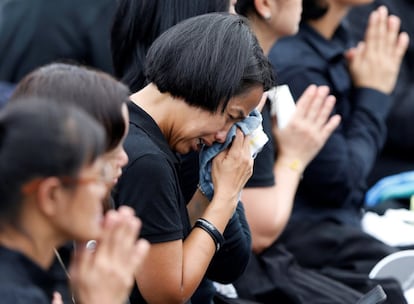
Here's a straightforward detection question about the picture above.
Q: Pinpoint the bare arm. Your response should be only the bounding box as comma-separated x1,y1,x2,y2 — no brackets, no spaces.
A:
136,129,253,303
242,85,340,253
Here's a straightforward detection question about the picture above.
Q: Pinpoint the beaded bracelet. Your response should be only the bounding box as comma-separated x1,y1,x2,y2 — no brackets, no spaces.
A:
194,218,225,252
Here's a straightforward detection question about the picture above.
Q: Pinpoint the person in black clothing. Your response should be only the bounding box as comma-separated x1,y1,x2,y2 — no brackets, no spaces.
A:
0,0,116,83
111,2,261,303
268,0,409,301
228,1,367,303
10,62,135,303
11,63,130,212
346,0,414,190
0,81,14,108
0,98,149,304
111,0,230,93
112,13,274,304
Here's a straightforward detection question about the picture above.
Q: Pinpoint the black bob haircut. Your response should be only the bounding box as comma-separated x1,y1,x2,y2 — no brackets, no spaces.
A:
0,97,105,226
235,0,257,17
301,0,329,22
11,63,130,152
145,12,274,113
111,0,230,92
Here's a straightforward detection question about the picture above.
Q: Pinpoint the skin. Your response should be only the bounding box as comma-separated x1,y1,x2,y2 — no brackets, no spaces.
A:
0,158,109,268
102,103,130,186
238,0,341,253
129,83,262,303
0,158,149,304
240,0,408,253
245,0,303,54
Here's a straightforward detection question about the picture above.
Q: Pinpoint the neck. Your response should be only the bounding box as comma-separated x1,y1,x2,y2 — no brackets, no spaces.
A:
0,209,63,269
248,14,279,56
307,2,350,39
129,83,184,141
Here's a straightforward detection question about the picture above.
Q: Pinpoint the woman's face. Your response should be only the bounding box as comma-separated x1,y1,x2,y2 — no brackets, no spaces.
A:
102,103,129,185
269,0,303,38
54,158,111,241
170,86,264,154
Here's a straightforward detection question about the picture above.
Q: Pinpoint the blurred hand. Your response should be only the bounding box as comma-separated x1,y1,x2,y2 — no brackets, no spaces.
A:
346,6,409,94
69,206,150,304
273,85,341,172
51,292,63,304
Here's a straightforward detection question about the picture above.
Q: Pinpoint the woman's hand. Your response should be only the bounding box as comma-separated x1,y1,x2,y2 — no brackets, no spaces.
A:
346,6,409,94
274,85,340,173
211,129,253,205
69,206,150,304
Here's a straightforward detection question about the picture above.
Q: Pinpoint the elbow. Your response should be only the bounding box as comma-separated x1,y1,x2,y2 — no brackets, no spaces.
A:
141,290,190,304
252,236,275,254
251,221,285,254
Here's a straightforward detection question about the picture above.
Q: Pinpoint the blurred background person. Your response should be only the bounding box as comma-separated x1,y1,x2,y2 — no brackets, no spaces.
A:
0,0,116,84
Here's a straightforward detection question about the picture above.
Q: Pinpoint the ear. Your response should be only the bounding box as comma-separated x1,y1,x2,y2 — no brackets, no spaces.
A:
254,0,273,20
36,177,66,217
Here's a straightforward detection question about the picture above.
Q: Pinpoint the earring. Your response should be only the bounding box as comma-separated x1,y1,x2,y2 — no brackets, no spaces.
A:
264,13,271,20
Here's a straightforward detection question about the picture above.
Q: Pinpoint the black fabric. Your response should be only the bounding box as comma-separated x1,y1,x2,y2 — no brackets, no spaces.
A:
48,242,73,304
234,243,363,304
115,101,251,304
245,100,275,188
0,0,115,83
0,245,58,304
0,81,14,108
278,219,407,304
114,101,190,244
269,23,391,226
206,202,251,283
345,0,414,188
268,20,407,303
114,101,191,303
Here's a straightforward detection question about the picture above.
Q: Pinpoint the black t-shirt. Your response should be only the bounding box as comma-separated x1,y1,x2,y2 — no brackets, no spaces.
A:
245,100,276,188
113,101,191,303
0,245,58,304
0,0,115,83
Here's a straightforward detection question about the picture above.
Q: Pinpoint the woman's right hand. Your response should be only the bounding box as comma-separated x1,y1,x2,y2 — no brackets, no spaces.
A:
346,6,409,94
274,85,341,172
69,206,150,304
211,129,253,206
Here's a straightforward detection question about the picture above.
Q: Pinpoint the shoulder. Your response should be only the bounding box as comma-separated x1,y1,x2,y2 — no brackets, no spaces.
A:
269,34,312,64
0,287,50,304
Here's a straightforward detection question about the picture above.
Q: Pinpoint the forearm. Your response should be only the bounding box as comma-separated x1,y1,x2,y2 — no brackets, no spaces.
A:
243,158,302,254
206,202,251,282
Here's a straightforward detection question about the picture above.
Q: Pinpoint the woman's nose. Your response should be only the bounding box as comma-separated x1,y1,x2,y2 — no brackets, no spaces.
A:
118,148,129,167
214,130,228,143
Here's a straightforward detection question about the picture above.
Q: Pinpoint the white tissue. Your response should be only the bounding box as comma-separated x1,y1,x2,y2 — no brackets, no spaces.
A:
249,124,268,158
267,85,296,129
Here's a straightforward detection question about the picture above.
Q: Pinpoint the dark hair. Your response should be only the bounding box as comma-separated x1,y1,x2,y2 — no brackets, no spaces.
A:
10,63,130,151
235,0,257,17
0,97,105,225
111,0,230,92
301,0,329,22
145,13,274,113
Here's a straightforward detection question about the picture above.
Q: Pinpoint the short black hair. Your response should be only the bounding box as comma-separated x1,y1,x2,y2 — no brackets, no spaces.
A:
111,0,230,92
0,97,105,226
302,0,329,22
235,0,257,17
145,12,274,113
11,63,130,151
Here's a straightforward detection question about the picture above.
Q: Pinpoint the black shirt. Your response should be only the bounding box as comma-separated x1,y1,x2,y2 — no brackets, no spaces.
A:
114,101,191,303
0,245,58,304
269,22,390,226
0,0,115,83
115,101,252,303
